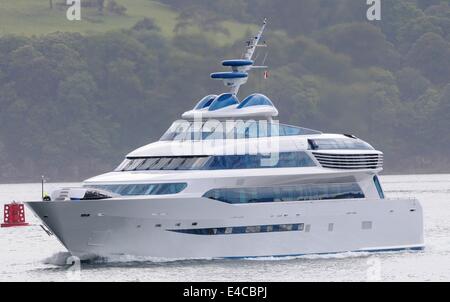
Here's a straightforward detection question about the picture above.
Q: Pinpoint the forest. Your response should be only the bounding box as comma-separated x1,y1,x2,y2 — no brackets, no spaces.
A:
0,0,449,182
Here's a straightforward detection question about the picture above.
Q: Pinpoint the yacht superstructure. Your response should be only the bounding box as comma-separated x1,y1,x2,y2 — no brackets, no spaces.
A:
26,21,424,260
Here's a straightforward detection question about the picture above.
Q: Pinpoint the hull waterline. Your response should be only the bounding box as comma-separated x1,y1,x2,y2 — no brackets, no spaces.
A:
26,197,424,260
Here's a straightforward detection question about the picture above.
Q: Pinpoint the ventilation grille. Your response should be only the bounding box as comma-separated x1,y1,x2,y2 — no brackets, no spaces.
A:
313,152,383,170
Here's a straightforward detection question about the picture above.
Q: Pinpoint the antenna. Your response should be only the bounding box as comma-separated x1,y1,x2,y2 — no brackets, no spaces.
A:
210,18,269,97
243,18,267,61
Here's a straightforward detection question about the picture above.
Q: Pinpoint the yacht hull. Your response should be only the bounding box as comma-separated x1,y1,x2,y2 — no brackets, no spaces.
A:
26,198,424,260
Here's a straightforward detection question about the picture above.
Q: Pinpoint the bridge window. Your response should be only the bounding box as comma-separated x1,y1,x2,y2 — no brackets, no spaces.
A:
115,152,316,171
206,152,315,170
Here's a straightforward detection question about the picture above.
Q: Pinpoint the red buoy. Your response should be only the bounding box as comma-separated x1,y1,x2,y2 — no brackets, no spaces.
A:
1,202,29,228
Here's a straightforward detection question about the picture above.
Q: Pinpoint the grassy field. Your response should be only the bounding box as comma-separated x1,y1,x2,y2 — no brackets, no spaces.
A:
0,0,257,45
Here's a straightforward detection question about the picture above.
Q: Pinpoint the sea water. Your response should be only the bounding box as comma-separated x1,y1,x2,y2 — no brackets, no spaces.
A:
0,175,449,282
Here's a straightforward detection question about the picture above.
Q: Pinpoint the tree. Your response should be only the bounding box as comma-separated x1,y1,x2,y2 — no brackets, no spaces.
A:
97,0,105,14
397,16,444,52
406,32,450,84
1,1,450,180
378,0,423,42
107,0,127,16
434,84,450,148
319,23,400,69
289,36,352,80
132,18,160,32
416,0,442,10
174,6,230,36
395,68,431,101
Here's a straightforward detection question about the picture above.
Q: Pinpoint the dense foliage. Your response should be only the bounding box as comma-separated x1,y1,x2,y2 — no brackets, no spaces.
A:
0,0,449,182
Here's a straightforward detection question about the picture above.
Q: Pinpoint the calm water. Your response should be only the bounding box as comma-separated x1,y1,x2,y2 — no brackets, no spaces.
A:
0,174,449,282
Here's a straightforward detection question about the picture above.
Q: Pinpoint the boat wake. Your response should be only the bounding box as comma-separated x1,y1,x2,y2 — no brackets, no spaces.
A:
42,248,425,268
42,251,377,266
242,251,373,261
43,252,74,266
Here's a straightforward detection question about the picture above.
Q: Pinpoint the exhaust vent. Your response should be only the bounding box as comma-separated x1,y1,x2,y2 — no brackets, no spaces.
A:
313,152,383,170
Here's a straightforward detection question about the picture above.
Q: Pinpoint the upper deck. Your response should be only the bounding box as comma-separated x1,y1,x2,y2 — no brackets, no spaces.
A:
87,18,384,183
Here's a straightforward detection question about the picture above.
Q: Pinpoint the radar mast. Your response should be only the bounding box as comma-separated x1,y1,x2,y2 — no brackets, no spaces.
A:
210,19,268,97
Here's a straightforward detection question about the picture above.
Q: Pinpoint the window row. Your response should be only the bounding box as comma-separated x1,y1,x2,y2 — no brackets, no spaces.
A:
115,152,316,171
160,120,321,141
203,183,365,204
85,183,187,196
171,223,305,235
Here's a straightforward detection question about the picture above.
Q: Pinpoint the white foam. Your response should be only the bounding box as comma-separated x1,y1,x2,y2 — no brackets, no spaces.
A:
43,252,73,266
75,251,374,264
242,251,372,261
79,253,214,264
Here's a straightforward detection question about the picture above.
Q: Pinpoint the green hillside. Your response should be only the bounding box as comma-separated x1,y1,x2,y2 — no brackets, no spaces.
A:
0,0,256,44
1,0,450,182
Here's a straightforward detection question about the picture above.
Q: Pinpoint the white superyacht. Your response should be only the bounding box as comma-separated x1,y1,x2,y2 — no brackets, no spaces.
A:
26,21,424,260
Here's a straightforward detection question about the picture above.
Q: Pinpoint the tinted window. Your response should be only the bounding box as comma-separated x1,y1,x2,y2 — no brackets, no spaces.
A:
116,152,315,171
373,175,385,199
237,94,274,108
171,223,305,235
308,139,374,150
207,152,315,169
160,121,321,141
203,183,365,204
86,183,187,196
208,94,239,111
194,95,217,110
